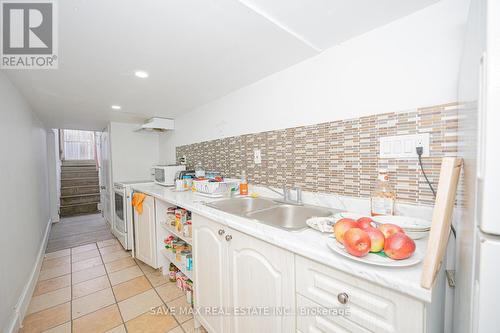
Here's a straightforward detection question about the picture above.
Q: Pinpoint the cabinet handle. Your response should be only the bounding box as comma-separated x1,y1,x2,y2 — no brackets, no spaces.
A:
337,292,349,304
218,229,225,236
225,235,232,241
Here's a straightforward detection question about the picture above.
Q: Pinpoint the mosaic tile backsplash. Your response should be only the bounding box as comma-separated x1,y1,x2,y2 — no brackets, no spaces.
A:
177,103,459,205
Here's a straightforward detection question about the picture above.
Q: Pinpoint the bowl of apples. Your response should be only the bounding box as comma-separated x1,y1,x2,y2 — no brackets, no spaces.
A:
327,217,423,267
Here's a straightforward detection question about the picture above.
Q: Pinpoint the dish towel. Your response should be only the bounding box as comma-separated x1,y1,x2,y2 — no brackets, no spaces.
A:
132,193,146,214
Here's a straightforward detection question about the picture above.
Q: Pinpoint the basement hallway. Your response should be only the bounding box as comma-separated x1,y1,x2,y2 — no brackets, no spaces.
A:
46,214,115,253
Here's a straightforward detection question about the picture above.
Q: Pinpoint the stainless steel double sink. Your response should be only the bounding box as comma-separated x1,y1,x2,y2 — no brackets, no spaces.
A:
206,197,337,231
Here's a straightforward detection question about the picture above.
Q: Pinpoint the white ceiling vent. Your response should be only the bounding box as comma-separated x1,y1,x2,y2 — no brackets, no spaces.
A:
139,117,175,132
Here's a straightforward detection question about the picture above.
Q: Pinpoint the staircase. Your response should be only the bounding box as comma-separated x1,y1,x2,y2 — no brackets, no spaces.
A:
60,160,100,217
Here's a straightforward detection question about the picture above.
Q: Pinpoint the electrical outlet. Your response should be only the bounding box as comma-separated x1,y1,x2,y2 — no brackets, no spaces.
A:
379,133,430,159
254,149,262,164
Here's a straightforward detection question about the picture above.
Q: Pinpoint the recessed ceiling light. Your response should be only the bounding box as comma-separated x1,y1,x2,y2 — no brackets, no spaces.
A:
111,105,121,110
134,70,149,78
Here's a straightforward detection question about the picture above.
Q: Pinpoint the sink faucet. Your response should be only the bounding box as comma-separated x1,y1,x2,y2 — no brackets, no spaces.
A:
266,185,303,205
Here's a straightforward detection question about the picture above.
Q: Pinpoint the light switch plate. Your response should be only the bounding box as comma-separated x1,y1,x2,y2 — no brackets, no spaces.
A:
254,149,262,164
379,133,430,159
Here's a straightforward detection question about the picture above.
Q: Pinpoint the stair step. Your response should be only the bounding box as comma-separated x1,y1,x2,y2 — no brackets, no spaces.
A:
61,170,98,179
61,177,99,187
61,165,97,171
61,193,100,206
60,202,99,217
62,160,96,167
61,185,99,196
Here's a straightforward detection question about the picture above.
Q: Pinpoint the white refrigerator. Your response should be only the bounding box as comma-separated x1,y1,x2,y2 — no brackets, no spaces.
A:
454,0,500,332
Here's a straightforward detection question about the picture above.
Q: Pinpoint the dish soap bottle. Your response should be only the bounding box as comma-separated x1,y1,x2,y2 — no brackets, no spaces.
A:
370,169,396,216
239,170,248,196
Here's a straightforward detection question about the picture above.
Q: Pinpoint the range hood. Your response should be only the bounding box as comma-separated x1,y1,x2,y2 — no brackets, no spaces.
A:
138,117,174,132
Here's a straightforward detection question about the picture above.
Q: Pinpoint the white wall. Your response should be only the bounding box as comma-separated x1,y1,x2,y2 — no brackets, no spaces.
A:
159,0,470,163
109,122,159,182
0,71,51,332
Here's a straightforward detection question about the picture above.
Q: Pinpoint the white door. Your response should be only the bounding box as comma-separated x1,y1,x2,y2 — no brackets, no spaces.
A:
134,194,157,268
193,214,228,333
226,227,296,333
99,127,112,226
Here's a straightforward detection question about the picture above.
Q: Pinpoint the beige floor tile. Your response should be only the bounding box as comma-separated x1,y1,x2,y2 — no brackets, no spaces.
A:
72,256,103,272
108,265,143,286
71,248,100,263
73,275,111,299
72,288,116,319
20,302,70,333
168,295,193,324
145,270,168,287
33,275,71,297
117,289,163,322
101,250,131,264
182,319,208,333
166,327,184,333
97,238,119,248
41,256,70,271
125,311,178,333
104,324,126,333
135,259,156,274
71,243,98,254
72,304,122,333
41,321,71,333
44,249,70,260
99,244,125,255
155,282,184,303
38,265,71,281
105,257,137,273
27,287,71,315
72,264,107,285
113,276,152,302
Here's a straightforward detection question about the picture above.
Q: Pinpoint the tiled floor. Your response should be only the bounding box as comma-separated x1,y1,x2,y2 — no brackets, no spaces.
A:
20,239,206,333
46,214,114,253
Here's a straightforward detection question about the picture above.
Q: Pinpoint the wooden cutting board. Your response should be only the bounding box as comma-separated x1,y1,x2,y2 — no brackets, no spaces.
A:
421,157,463,289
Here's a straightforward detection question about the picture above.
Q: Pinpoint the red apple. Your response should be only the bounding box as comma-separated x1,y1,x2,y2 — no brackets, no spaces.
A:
378,223,404,239
357,217,374,229
364,227,385,252
343,228,371,257
334,218,359,244
384,232,416,260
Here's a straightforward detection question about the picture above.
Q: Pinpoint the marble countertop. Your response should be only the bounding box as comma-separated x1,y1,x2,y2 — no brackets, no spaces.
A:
131,183,433,303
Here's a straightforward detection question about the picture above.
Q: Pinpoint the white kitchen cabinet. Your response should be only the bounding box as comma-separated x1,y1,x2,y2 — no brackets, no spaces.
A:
193,214,228,333
193,214,295,333
295,255,425,333
133,194,158,268
227,227,295,333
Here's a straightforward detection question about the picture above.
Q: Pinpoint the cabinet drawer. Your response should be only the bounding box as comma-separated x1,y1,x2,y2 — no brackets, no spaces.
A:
295,255,424,333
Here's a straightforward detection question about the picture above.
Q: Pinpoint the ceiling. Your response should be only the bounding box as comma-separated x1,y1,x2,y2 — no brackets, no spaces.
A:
3,0,439,130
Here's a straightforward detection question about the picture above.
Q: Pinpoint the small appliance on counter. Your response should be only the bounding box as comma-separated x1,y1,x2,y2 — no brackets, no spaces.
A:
154,165,186,186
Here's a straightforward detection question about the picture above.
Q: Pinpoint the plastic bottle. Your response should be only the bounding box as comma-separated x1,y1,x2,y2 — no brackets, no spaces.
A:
239,170,248,196
194,162,205,178
370,169,396,216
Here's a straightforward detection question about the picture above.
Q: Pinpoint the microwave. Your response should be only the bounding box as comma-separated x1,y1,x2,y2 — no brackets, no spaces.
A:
154,165,186,186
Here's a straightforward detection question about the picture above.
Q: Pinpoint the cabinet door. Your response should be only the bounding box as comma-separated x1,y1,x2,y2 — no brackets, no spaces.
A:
227,227,295,333
193,214,228,333
133,194,157,268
